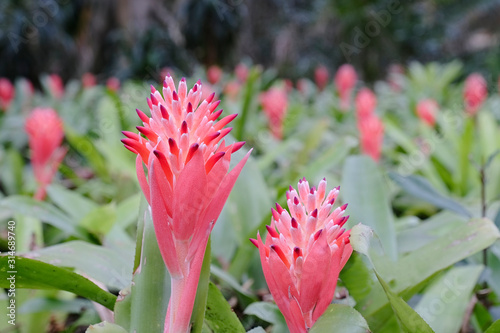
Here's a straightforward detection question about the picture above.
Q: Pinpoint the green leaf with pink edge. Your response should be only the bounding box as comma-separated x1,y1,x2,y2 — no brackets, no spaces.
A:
309,304,371,333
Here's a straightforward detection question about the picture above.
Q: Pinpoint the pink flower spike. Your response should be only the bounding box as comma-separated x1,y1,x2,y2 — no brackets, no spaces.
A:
122,77,249,333
314,65,329,91
48,74,64,99
207,65,223,85
463,73,487,116
334,64,357,111
25,108,66,200
416,98,439,127
0,78,15,111
358,114,384,162
259,86,288,139
355,88,377,119
253,178,353,332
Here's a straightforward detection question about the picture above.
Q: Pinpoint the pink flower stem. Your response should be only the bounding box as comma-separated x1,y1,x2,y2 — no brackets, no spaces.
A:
164,237,211,333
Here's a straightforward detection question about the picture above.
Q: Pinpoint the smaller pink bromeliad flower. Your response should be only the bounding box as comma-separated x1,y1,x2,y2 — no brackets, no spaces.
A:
259,86,288,139
314,65,329,92
416,98,439,127
355,87,377,119
334,64,357,111
358,115,384,162
25,108,66,200
48,74,65,99
463,73,487,116
0,78,15,111
251,178,353,333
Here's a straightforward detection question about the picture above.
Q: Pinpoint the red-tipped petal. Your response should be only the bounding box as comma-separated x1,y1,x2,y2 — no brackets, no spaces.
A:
136,109,150,123
185,143,199,164
159,104,169,119
266,225,279,238
250,238,259,248
213,113,237,130
153,150,174,186
205,152,225,173
230,141,245,153
168,138,179,156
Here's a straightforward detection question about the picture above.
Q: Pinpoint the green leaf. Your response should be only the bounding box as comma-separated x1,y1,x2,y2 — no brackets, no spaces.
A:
128,206,171,333
375,271,434,333
46,184,98,221
86,321,128,333
65,127,110,180
25,240,132,290
204,282,245,333
348,220,499,331
0,256,116,310
309,304,371,333
341,155,398,260
389,173,471,218
0,196,83,237
243,302,285,326
414,265,483,333
485,320,500,333
79,204,117,235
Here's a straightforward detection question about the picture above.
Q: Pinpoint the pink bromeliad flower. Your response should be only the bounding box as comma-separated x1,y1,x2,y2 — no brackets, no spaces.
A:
355,87,377,119
0,78,15,111
235,63,249,83
48,74,64,99
314,65,329,92
416,99,439,127
106,77,121,92
122,75,250,333
207,65,223,85
463,73,487,116
334,64,357,111
251,178,353,333
358,115,384,162
82,73,97,88
259,87,288,139
25,108,66,200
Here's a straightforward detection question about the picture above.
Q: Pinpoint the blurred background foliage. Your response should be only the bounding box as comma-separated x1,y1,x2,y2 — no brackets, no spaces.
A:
1,0,500,85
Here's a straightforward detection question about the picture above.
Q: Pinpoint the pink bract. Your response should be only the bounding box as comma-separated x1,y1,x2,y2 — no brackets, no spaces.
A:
252,178,353,333
25,108,66,200
122,75,250,333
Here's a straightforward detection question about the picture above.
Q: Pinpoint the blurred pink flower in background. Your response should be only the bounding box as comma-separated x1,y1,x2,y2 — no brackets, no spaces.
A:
0,78,15,111
223,80,241,100
106,77,121,92
358,115,384,162
334,64,357,110
296,78,308,95
82,73,97,88
235,63,249,83
251,178,353,333
122,75,250,333
25,108,66,200
416,98,439,127
387,64,405,92
207,65,223,85
463,73,487,116
355,88,377,119
48,74,64,99
259,87,288,139
314,65,329,91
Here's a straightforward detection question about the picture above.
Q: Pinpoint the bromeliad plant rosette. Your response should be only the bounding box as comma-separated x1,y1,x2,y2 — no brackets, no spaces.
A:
251,178,353,333
122,75,250,333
